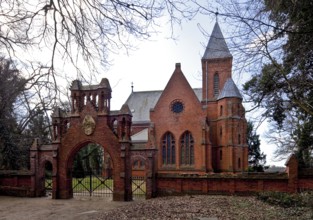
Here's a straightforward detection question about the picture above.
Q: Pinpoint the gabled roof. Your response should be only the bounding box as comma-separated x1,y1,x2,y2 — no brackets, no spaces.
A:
202,22,232,60
125,88,202,123
217,78,242,100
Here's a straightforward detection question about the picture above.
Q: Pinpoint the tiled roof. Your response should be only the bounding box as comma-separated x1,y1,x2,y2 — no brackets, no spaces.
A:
125,88,202,122
202,22,232,60
217,78,242,100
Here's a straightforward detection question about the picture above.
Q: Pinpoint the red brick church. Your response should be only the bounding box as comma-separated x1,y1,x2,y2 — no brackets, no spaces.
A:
127,21,248,175
2,21,310,200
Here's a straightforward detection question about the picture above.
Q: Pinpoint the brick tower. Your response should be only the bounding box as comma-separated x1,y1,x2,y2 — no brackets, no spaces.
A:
202,22,248,172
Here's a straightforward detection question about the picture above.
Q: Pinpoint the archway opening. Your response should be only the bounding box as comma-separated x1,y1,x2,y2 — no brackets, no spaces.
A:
44,161,53,196
72,143,113,198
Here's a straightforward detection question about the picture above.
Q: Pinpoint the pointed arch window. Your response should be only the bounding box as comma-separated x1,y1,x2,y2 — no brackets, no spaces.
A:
220,105,223,116
162,132,175,165
180,131,194,165
214,72,219,97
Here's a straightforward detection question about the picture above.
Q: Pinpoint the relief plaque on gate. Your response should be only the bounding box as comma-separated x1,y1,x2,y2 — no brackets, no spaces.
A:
82,115,96,135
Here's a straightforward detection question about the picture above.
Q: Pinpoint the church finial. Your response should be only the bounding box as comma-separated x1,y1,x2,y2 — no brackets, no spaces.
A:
131,82,134,93
215,8,219,22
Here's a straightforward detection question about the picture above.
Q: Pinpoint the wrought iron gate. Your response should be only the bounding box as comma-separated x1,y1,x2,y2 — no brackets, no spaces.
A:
72,170,113,197
44,163,52,196
45,175,52,196
131,176,146,199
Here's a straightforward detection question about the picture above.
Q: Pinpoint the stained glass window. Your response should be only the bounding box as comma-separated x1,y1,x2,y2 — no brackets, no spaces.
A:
180,131,194,165
162,132,175,165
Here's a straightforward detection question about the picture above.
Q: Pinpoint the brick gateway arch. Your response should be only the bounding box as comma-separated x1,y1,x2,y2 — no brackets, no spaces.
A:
32,79,135,201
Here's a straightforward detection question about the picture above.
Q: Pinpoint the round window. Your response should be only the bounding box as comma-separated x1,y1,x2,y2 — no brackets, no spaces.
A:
171,100,184,113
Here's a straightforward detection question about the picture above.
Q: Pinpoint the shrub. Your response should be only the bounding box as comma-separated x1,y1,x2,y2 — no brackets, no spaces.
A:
257,191,305,208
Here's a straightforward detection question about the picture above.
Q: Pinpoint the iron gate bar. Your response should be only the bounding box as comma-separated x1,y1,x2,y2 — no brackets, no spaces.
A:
92,175,113,193
131,176,146,199
72,170,113,197
73,177,92,193
132,179,145,194
45,178,52,190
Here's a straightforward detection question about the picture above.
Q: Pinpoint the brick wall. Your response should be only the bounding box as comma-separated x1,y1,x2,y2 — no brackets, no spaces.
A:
2,165,313,198
156,173,291,196
0,171,34,197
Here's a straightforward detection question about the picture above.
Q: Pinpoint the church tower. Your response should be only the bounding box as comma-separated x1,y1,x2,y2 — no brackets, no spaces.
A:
201,22,233,103
202,22,248,172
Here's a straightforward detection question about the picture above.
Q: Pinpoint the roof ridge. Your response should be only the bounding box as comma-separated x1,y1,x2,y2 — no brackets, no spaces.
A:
132,90,163,93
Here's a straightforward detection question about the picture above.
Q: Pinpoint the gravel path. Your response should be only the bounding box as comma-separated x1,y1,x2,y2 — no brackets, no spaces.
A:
0,195,312,220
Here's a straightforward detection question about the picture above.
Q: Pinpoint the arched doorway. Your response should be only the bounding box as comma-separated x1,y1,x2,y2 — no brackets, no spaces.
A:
71,143,114,198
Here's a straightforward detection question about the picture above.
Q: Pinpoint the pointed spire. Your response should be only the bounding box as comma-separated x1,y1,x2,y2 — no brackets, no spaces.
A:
217,78,242,100
202,22,232,60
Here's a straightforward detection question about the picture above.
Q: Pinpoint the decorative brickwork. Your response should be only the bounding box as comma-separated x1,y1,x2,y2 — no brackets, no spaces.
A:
24,79,134,201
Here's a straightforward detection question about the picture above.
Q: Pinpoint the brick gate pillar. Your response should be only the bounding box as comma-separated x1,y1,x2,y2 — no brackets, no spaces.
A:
114,104,133,201
114,141,132,201
286,154,298,193
29,139,40,197
145,151,156,199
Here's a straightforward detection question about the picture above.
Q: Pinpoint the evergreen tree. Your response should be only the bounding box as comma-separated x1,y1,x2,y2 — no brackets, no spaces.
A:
247,121,267,172
23,109,51,145
240,0,313,163
72,143,104,176
0,58,26,170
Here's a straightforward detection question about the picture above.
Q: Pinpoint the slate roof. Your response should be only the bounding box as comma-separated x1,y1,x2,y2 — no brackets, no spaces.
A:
131,128,149,142
125,88,202,123
125,90,162,123
202,22,232,60
217,78,242,100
